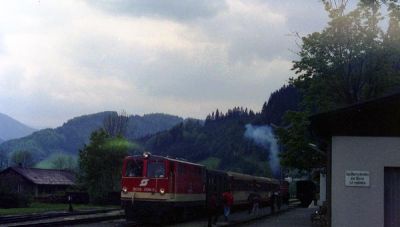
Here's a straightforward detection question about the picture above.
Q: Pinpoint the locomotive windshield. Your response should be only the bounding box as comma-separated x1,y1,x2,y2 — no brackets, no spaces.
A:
147,160,165,178
125,159,143,177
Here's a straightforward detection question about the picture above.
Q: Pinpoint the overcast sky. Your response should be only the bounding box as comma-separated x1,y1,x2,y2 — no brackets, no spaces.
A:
0,0,328,128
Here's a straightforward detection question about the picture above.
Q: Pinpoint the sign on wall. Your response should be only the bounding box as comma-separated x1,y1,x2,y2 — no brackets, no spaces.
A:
345,170,370,187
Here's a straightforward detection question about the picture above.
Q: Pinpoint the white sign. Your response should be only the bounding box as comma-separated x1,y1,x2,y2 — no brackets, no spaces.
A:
345,171,370,187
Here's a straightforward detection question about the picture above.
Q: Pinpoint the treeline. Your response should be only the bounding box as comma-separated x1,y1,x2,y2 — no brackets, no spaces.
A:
259,85,300,126
205,107,256,122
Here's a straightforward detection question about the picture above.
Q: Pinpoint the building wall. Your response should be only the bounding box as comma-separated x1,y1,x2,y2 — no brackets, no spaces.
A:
332,136,400,227
0,170,36,195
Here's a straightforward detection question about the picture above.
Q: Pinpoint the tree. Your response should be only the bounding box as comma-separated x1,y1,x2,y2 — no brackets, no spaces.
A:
215,109,220,120
276,111,325,171
50,153,77,171
278,1,400,170
103,111,129,138
293,1,399,110
78,129,131,204
10,150,35,168
0,151,8,171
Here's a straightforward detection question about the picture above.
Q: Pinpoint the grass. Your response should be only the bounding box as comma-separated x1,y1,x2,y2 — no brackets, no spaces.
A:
0,202,119,216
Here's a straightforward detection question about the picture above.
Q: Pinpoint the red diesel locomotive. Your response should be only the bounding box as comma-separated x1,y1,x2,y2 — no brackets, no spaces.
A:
120,153,283,222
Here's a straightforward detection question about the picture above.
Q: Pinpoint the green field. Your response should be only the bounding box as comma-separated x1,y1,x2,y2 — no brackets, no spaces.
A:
0,202,118,216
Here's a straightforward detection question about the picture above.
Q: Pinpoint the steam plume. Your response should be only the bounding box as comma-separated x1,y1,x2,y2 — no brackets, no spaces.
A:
244,124,280,177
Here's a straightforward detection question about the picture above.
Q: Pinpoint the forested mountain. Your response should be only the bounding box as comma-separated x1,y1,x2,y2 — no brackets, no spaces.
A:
0,113,36,142
141,108,271,176
258,85,300,126
0,112,183,162
139,85,300,176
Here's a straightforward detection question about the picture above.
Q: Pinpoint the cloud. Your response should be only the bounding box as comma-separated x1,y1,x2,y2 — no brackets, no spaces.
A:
0,0,329,128
201,0,289,62
86,0,228,21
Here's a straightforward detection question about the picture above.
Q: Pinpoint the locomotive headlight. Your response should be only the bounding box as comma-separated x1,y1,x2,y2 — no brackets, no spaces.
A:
122,187,128,194
143,152,151,158
159,188,165,195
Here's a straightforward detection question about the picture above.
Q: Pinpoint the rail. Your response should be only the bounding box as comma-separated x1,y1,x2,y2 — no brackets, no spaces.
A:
2,209,124,226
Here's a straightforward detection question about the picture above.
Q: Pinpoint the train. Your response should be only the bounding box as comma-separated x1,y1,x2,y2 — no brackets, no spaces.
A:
120,152,288,223
296,180,316,207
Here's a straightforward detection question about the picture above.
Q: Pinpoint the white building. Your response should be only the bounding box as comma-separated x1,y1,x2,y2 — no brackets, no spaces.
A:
310,93,400,227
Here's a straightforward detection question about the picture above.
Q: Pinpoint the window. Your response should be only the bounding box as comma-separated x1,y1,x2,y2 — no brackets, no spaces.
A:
125,159,143,177
147,160,165,178
178,164,185,175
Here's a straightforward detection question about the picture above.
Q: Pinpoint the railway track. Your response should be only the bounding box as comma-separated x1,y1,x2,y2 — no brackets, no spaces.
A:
2,200,302,227
2,209,125,227
0,208,120,224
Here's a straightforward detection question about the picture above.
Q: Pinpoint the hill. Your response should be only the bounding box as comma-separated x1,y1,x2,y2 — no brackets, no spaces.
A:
140,108,271,176
0,112,183,162
139,85,300,177
0,113,36,142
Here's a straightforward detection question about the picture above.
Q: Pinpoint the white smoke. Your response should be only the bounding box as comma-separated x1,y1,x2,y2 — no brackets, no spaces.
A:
244,124,280,177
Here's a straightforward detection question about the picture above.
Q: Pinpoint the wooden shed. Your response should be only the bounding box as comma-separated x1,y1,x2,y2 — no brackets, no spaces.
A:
0,166,75,197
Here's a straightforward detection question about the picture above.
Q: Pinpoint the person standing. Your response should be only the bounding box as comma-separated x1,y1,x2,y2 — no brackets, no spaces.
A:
270,192,276,214
251,195,260,215
222,189,234,222
207,192,219,227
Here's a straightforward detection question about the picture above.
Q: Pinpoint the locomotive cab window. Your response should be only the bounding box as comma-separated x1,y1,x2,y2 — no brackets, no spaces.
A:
178,164,185,175
147,160,166,178
125,159,143,177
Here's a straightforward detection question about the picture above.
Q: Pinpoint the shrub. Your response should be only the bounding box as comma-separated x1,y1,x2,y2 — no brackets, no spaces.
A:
0,192,31,208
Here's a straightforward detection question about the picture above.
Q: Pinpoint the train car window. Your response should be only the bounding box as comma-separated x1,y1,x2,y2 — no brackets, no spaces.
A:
237,180,241,190
242,180,247,190
125,159,143,177
187,166,196,176
266,183,271,191
147,160,165,178
230,179,235,191
170,162,175,176
178,164,184,175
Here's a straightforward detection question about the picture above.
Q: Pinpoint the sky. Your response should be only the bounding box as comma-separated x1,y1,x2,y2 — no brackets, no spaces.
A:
0,0,329,128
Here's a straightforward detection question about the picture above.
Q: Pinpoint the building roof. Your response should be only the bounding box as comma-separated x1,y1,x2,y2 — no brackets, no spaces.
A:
1,167,76,186
310,92,400,138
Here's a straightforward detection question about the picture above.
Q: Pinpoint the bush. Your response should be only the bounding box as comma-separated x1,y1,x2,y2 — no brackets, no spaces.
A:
0,192,31,208
34,194,66,204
